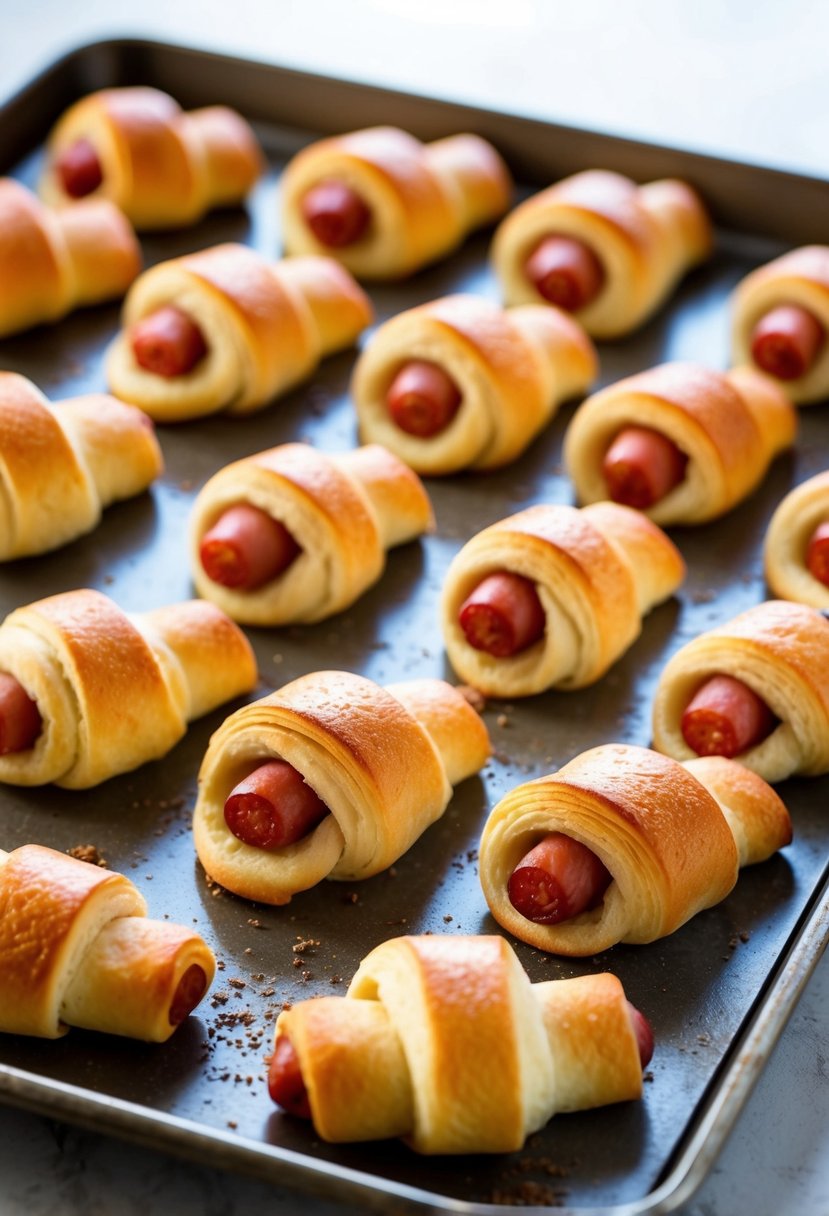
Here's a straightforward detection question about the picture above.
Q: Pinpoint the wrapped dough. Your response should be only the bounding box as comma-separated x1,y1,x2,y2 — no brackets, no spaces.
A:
441,501,685,697
39,86,263,229
0,588,257,789
492,169,712,338
479,744,791,956
106,243,373,422
351,293,597,474
564,362,796,525
0,177,140,339
280,125,512,279
0,844,215,1040
193,670,491,904
189,441,434,626
652,600,829,783
0,371,162,560
764,470,829,608
271,934,647,1153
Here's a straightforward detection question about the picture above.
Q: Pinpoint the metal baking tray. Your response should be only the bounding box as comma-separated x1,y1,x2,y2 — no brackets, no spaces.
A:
0,38,827,1216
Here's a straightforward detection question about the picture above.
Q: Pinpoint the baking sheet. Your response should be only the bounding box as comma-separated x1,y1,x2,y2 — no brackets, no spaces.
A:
0,39,827,1215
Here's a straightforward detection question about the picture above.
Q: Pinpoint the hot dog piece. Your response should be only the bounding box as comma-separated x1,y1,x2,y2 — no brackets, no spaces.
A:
199,505,301,591
131,306,209,378
524,235,605,312
386,360,463,437
750,304,825,381
53,137,104,199
168,964,209,1026
268,1033,312,1117
458,572,546,658
0,672,43,755
681,674,776,758
507,832,613,925
602,426,688,510
627,1002,654,1068
806,520,829,587
224,759,329,850
300,180,372,248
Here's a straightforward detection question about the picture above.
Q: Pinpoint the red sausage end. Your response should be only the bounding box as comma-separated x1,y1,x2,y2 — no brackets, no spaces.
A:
627,1001,655,1069
750,304,825,381
458,572,545,658
681,674,776,758
131,307,209,379
268,1033,312,1117
200,505,301,591
300,180,371,248
507,832,612,925
386,360,463,437
168,965,208,1026
224,759,329,850
0,672,43,755
524,235,605,312
602,426,687,510
54,138,104,198
806,520,829,587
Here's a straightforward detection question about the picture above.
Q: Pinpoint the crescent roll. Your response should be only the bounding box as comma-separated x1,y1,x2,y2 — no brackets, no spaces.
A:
39,86,263,229
564,362,796,525
764,471,829,608
189,441,434,626
0,588,257,789
441,501,685,697
351,294,597,475
731,245,829,404
270,934,647,1153
0,372,162,560
193,670,491,905
280,125,512,280
0,844,215,1040
105,243,373,422
652,600,829,783
492,170,712,338
479,744,792,956
0,177,140,339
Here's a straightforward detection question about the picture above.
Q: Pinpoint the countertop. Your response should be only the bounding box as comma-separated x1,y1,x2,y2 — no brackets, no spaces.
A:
0,3,827,1214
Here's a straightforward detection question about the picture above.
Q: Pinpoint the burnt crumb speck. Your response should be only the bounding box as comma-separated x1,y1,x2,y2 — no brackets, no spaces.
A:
210,990,230,1007
228,978,246,990
67,845,107,868
292,937,321,955
247,918,268,930
486,1182,568,1206
456,684,486,713
342,892,360,904
497,713,510,728
643,1070,654,1083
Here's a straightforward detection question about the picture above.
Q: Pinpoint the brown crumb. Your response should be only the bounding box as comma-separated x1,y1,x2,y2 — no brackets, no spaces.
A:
67,844,107,868
228,978,246,990
226,1120,238,1129
456,684,486,713
496,713,510,728
342,892,360,903
443,914,453,923
487,1181,567,1206
292,937,321,955
247,918,268,929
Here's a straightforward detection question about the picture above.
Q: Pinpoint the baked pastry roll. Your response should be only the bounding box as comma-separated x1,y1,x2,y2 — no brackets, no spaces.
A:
39,86,263,229
280,125,512,280
564,362,796,525
193,670,491,905
0,844,215,1040
441,501,684,697
268,934,651,1153
652,600,829,783
731,245,829,404
189,441,434,626
106,243,372,422
0,178,140,339
492,169,712,338
479,744,791,956
0,588,257,789
351,294,597,475
0,372,162,560
764,470,829,608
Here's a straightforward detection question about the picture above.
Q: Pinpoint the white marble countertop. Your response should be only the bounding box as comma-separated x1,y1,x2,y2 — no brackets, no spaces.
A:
1,3,827,1214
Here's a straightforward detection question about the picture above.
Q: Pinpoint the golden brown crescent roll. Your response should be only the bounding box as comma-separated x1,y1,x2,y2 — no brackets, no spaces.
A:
0,372,162,560
280,125,512,279
764,471,829,608
0,588,257,789
479,744,791,956
39,86,263,229
269,934,647,1153
189,441,434,626
564,362,796,525
105,243,373,422
0,177,140,338
652,600,829,783
351,293,597,474
492,169,712,338
193,670,490,905
0,844,215,1040
441,501,685,697
731,246,829,404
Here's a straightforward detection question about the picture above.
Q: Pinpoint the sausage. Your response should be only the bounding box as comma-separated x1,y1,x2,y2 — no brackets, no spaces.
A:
54,137,103,199
680,674,776,758
602,426,687,510
224,759,329,849
0,672,42,755
806,520,829,586
131,306,209,378
386,360,463,437
458,572,545,658
300,180,372,248
168,964,209,1026
627,1001,654,1068
750,304,825,381
507,832,612,925
524,235,605,312
268,1032,312,1117
199,505,301,591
